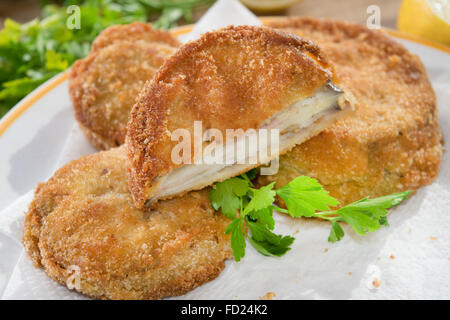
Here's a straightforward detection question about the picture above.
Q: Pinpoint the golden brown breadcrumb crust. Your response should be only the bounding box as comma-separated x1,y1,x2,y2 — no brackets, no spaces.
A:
22,146,231,300
258,17,443,205
90,22,180,52
69,23,180,150
126,25,338,208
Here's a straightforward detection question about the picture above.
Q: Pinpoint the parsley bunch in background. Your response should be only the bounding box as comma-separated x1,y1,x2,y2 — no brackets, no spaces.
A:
210,172,411,261
0,0,213,117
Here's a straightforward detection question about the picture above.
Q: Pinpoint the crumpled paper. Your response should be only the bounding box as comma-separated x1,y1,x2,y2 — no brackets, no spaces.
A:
1,0,450,300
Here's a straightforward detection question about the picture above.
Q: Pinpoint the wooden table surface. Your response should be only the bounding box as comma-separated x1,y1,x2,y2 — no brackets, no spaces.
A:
1,0,402,29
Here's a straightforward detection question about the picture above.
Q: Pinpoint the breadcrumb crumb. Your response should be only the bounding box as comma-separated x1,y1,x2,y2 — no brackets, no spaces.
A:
259,292,276,300
372,278,382,288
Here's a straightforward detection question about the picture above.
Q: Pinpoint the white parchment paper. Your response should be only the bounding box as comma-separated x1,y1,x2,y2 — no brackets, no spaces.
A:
1,0,449,299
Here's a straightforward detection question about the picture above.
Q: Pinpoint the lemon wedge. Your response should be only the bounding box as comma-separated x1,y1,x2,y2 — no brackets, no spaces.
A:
398,0,450,46
240,0,303,12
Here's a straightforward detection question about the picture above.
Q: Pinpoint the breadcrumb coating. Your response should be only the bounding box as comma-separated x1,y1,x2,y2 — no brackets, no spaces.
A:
258,18,443,205
22,146,231,300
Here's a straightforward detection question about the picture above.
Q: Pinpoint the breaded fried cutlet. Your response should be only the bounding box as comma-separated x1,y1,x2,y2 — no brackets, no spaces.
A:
258,18,443,205
69,23,180,150
22,146,231,300
127,25,353,208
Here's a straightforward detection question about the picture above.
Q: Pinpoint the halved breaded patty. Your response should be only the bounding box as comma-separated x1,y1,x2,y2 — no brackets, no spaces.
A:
127,25,353,208
258,18,443,205
22,146,231,300
69,23,180,150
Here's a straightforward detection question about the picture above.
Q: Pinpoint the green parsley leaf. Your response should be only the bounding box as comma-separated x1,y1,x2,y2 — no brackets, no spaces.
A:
45,50,69,71
276,176,339,217
248,230,294,257
246,220,281,245
0,76,51,100
339,191,412,216
153,7,184,29
379,216,389,227
243,182,276,216
328,220,344,242
225,218,246,262
337,209,381,235
248,207,275,230
334,191,411,236
210,177,249,219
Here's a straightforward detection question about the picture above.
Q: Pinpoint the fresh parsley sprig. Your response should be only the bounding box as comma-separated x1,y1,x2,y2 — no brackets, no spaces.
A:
210,172,411,261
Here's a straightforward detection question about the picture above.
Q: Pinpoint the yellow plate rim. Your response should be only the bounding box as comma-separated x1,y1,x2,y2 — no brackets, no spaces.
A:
0,17,448,138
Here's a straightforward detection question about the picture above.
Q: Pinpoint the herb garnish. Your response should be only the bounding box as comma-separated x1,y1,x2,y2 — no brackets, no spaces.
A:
210,171,411,261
